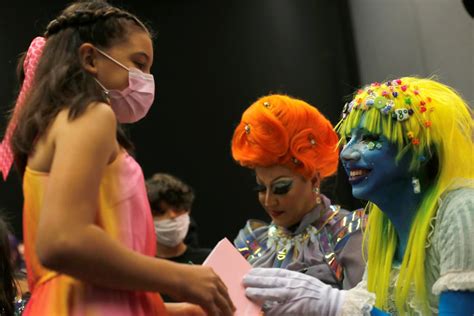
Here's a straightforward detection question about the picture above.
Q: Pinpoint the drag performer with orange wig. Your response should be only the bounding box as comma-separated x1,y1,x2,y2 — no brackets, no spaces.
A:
232,94,366,290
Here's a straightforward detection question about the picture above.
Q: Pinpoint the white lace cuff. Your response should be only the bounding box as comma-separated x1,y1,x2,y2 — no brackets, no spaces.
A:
432,271,474,295
339,287,376,316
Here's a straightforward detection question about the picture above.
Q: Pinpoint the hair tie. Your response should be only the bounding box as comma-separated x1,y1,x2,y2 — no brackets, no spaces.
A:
0,36,46,180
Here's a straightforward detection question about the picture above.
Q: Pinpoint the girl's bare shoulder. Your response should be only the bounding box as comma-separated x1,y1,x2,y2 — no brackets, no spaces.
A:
28,102,117,172
55,102,115,128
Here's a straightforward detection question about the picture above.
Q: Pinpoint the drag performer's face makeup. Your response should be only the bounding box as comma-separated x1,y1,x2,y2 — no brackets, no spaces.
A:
254,165,316,228
340,124,412,203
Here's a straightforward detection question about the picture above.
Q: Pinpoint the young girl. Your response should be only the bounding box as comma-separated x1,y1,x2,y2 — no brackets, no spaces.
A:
2,1,234,315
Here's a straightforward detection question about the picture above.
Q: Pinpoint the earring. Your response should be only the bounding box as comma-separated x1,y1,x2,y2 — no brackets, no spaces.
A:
412,177,421,194
313,187,322,204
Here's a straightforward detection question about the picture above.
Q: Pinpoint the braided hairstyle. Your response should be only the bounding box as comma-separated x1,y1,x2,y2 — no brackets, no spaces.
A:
44,3,148,38
12,0,152,174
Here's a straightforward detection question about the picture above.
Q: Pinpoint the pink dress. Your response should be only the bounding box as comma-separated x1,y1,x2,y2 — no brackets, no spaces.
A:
22,152,168,315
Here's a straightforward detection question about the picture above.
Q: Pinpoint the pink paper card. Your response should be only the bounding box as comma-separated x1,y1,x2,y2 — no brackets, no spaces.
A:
203,238,262,316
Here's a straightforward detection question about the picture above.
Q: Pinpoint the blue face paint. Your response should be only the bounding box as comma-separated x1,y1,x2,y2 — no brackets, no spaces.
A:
340,121,422,260
340,127,412,201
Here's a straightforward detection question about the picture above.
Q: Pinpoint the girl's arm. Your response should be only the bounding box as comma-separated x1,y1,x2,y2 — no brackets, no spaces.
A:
35,103,234,316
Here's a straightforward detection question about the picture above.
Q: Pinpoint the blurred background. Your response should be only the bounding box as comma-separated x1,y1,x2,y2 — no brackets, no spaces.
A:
1,0,472,247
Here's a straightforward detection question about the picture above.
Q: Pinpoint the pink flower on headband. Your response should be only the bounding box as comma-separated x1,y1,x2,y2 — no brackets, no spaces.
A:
0,36,46,181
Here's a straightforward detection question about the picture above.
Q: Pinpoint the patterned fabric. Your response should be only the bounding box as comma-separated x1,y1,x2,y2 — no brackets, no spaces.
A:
22,152,167,315
234,195,366,289
431,188,474,295
14,294,30,316
347,187,474,315
0,37,45,181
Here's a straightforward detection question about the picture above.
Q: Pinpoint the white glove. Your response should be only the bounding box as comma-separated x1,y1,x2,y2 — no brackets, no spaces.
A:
243,268,345,316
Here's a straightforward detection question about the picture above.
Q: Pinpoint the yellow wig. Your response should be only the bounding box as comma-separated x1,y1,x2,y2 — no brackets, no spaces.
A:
336,77,474,313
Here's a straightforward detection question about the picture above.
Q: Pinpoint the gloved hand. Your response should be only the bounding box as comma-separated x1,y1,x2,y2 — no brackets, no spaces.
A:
243,268,345,316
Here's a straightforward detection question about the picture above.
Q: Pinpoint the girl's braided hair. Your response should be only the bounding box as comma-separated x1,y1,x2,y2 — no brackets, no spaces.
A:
44,6,148,37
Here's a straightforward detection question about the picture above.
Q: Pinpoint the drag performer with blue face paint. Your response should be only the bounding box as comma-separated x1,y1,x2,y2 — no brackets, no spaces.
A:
242,77,474,315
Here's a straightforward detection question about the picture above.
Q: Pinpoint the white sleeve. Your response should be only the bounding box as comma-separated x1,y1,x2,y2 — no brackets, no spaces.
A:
432,188,474,295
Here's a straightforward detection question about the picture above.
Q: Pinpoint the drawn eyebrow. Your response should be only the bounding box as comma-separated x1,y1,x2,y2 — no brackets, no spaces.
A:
271,176,292,184
256,175,292,185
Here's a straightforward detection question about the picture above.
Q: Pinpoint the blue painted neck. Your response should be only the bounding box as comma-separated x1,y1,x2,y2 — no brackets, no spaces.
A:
370,177,423,262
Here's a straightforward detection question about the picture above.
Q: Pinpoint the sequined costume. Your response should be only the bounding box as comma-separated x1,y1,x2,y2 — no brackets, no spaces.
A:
234,195,366,289
22,152,167,315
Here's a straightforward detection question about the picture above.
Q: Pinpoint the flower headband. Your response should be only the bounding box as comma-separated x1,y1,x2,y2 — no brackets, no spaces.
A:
341,79,434,146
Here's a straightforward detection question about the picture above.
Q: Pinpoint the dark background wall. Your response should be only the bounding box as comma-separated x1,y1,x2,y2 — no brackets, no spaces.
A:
0,0,361,247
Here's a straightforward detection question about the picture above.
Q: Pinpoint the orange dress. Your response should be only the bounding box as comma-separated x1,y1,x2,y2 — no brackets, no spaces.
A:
22,152,167,315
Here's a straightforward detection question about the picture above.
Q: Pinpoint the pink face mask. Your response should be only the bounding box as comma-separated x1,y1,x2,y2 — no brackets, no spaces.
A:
95,48,155,123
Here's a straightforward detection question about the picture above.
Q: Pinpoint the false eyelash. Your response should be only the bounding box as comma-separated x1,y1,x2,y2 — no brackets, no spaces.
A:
272,181,293,195
253,184,266,193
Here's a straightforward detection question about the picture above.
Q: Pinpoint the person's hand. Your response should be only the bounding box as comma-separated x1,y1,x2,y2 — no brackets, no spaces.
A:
173,264,235,316
243,268,345,316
